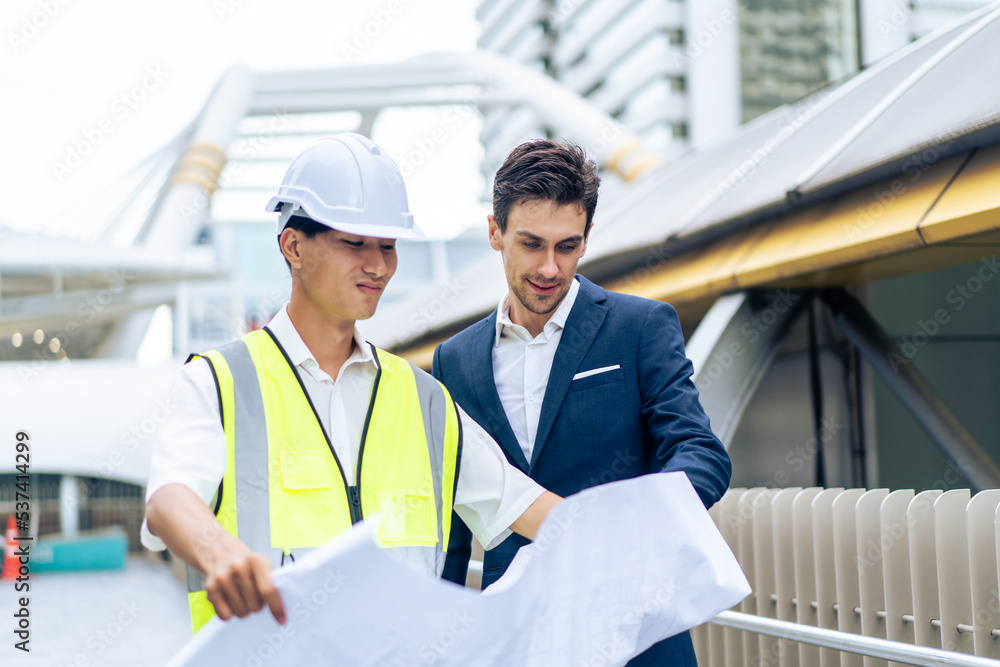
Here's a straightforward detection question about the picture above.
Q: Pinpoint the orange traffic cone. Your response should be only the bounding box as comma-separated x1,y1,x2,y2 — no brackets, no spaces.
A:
2,515,20,580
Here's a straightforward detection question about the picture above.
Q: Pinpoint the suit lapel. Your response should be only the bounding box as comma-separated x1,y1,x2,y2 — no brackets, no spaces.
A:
471,312,531,471
530,276,608,471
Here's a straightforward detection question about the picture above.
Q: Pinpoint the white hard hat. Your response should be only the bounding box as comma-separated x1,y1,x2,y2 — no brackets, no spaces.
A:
266,133,425,240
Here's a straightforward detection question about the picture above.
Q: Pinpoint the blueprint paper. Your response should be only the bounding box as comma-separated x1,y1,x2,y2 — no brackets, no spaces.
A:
168,472,750,667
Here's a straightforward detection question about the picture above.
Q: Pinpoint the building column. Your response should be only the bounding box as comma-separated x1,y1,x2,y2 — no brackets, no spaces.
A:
60,474,79,538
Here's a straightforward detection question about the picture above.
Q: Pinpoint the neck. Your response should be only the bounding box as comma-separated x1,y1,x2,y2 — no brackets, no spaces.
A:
286,298,357,378
507,294,554,338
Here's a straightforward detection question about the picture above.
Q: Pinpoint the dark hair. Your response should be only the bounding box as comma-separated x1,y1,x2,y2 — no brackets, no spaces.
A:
278,214,329,270
492,140,600,236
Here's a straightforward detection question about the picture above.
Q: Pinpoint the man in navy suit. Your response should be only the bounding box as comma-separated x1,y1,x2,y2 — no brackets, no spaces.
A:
432,140,731,666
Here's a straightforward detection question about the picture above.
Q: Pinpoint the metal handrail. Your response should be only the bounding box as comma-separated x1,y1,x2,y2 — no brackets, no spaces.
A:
710,611,1000,667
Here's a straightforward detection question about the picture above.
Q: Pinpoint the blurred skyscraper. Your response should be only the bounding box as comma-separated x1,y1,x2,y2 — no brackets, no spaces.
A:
475,0,989,176
738,0,859,122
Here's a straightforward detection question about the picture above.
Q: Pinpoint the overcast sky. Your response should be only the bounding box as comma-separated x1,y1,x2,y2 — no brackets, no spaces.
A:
0,0,488,239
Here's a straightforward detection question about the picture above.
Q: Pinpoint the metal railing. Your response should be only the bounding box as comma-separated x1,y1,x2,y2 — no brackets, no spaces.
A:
691,486,1000,665
710,611,1000,667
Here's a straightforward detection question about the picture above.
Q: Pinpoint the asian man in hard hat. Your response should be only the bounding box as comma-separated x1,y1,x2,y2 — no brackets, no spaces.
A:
141,134,561,633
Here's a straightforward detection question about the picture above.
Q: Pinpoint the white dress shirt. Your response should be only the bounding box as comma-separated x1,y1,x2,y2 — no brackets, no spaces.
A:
492,277,580,464
141,304,543,576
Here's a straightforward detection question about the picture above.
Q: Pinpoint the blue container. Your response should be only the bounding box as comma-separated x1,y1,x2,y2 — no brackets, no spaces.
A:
31,527,128,572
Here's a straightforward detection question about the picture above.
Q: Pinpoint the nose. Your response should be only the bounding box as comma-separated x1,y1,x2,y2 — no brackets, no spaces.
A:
538,248,558,280
362,246,388,278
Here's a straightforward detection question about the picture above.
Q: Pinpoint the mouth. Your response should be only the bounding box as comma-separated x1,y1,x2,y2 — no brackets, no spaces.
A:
357,283,383,296
526,279,559,296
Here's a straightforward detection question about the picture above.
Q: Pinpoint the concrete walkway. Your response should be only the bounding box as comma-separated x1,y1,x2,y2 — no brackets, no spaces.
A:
0,555,192,666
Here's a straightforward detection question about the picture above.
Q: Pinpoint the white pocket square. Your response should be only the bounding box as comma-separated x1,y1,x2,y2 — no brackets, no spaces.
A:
572,364,621,381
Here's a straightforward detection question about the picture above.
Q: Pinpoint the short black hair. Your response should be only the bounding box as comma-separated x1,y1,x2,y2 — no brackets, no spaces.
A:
278,215,329,271
492,140,600,237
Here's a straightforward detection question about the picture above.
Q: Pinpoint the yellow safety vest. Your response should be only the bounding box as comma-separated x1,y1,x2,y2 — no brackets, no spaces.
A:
184,328,462,633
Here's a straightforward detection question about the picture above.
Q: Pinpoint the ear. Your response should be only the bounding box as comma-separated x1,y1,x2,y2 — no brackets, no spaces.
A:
279,227,304,270
487,214,502,252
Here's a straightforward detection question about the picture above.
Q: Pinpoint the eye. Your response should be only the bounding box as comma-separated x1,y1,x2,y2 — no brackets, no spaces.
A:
343,240,364,248
558,244,577,252
381,243,396,252
523,242,540,249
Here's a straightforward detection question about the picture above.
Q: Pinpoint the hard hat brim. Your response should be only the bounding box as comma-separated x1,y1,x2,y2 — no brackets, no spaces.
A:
270,197,426,240
321,219,427,240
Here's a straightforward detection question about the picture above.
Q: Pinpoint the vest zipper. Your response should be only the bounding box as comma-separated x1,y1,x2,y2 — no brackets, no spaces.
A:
347,486,363,524
351,343,382,526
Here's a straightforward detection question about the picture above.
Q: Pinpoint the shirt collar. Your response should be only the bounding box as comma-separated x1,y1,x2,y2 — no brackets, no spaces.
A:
495,276,581,347
265,303,375,381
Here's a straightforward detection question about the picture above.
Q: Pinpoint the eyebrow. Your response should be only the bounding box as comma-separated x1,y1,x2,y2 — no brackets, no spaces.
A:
515,230,584,244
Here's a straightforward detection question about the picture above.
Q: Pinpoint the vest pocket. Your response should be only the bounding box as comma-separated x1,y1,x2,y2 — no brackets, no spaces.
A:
279,451,333,490
374,490,438,546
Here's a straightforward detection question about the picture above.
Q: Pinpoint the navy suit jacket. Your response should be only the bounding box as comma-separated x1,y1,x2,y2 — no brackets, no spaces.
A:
432,275,731,667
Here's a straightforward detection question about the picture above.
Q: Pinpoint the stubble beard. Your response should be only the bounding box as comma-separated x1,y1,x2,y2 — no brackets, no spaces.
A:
511,275,567,316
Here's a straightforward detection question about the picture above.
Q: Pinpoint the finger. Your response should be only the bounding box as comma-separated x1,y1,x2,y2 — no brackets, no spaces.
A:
236,564,264,614
215,569,251,618
252,557,287,625
206,584,234,622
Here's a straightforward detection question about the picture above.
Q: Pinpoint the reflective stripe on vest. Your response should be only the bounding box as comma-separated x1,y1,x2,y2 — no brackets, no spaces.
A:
185,328,461,633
